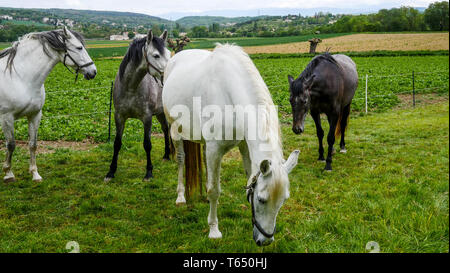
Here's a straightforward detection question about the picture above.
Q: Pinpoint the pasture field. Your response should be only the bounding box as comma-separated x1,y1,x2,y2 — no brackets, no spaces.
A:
0,101,448,252
2,54,448,143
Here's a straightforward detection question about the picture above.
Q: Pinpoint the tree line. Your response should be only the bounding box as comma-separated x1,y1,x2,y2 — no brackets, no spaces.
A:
186,1,449,38
317,2,448,33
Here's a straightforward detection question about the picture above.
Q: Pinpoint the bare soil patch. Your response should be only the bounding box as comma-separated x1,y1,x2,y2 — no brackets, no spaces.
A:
243,33,449,54
395,92,449,109
0,140,98,154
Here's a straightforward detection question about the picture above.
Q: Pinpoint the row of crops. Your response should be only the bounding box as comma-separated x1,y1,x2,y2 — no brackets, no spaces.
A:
4,54,449,143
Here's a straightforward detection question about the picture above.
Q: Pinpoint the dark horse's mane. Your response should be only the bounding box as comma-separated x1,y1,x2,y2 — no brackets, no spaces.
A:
292,52,341,95
0,29,85,71
119,36,166,79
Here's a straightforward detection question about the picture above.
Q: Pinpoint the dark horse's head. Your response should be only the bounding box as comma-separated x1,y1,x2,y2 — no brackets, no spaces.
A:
287,74,314,135
288,53,340,135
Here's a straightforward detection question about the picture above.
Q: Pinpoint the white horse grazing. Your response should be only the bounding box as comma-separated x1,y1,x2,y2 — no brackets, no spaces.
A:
163,44,299,246
0,27,97,183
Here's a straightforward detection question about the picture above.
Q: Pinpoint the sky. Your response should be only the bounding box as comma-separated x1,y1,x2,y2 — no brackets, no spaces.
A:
0,0,439,19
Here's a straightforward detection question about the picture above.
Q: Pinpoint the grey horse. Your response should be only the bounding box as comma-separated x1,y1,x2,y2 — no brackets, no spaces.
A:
288,53,358,171
105,30,172,182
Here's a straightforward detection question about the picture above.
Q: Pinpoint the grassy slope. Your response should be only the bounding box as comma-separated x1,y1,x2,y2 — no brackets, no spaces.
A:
0,102,448,253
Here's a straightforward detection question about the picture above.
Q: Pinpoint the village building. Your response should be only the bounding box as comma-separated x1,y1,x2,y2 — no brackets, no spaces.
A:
110,32,129,41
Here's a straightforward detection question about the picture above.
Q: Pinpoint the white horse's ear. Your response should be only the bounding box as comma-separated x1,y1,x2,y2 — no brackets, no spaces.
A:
260,159,272,177
283,150,300,174
160,30,168,43
63,26,71,38
147,29,154,45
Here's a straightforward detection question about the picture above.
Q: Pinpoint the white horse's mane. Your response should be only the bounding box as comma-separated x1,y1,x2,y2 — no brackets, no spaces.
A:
213,43,283,160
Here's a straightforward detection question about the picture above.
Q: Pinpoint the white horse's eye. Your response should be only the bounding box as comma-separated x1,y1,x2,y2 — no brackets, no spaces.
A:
258,197,267,204
153,54,160,59
76,46,83,50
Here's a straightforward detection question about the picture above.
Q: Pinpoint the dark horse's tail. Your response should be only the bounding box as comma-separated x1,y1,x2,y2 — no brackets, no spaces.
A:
183,141,203,199
335,105,351,137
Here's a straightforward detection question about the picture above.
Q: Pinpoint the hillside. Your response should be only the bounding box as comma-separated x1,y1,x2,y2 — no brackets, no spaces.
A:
176,15,265,28
36,8,172,28
0,7,172,28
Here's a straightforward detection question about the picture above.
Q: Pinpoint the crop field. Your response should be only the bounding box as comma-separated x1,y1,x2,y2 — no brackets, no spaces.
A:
244,33,450,54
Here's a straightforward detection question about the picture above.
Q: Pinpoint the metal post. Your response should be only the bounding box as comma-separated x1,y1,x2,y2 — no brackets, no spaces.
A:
108,81,113,142
412,71,415,107
365,74,368,114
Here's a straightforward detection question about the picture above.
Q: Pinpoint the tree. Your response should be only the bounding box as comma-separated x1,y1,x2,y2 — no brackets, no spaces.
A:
424,1,449,31
128,32,135,39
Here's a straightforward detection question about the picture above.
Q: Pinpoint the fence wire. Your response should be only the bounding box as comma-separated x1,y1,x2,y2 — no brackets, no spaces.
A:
43,70,449,121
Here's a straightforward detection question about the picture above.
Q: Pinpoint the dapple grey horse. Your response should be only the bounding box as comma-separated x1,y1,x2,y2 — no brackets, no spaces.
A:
105,30,172,182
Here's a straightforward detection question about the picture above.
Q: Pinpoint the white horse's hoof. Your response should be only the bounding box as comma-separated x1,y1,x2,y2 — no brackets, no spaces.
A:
176,196,186,205
104,177,112,183
4,175,16,183
32,173,43,183
209,229,222,239
340,149,347,154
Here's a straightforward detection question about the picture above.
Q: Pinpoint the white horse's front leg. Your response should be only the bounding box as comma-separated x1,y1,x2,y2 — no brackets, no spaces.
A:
1,115,16,183
175,140,186,205
205,143,223,239
28,112,42,182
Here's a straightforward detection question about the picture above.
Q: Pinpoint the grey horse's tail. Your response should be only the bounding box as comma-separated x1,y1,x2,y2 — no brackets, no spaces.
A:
183,141,203,199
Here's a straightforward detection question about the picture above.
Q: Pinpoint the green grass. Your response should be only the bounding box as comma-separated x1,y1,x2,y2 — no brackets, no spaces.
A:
0,102,448,253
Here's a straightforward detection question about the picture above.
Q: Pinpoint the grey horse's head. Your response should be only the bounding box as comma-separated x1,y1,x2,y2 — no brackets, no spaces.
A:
119,29,170,82
143,29,170,81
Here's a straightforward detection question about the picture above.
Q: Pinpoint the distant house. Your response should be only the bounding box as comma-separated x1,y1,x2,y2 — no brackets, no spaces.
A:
1,15,13,20
64,19,75,27
42,17,50,23
134,33,146,39
110,32,129,41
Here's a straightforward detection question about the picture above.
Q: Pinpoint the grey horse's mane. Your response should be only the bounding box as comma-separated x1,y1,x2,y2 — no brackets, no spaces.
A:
300,52,340,80
119,36,166,80
0,29,85,71
292,52,341,95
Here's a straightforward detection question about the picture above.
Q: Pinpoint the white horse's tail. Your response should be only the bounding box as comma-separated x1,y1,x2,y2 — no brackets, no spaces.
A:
183,141,203,199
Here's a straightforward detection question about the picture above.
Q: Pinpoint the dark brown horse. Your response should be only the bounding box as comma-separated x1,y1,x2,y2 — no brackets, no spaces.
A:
288,53,358,171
